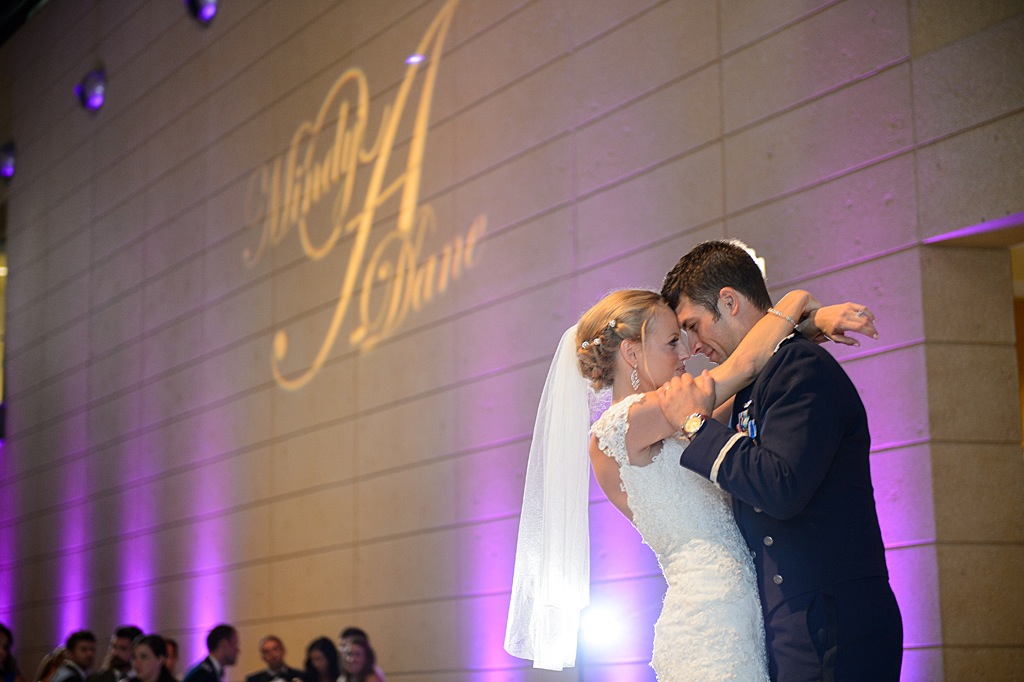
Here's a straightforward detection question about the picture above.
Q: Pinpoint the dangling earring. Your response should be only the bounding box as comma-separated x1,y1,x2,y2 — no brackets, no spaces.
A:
630,364,640,391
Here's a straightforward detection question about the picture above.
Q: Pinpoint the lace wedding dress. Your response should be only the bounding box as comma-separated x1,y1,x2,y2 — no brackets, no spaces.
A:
592,394,769,681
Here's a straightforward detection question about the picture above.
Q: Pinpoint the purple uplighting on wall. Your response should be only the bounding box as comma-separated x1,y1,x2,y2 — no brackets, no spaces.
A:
58,528,89,637
114,459,162,628
0,444,14,615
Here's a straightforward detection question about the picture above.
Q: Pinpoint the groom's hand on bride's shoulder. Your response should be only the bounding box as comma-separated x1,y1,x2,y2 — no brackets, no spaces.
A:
658,372,715,431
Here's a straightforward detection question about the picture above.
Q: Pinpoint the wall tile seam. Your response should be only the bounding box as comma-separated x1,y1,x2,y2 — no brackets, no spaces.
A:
1,578,447,626
885,538,939,551
9,9,717,259
933,541,1024,549
2,345,277,439
936,644,1024,650
0,355,539,493
7,1,445,222
921,339,1017,349
902,642,944,650
416,71,723,215
431,0,710,137
0,419,530,537
450,0,539,49
6,235,295,376
5,37,718,289
566,0,671,52
2,368,274,463
768,332,925,367
0,515,438,593
8,81,573,310
570,136,722,210
910,7,1024,59
0,400,533,488
429,54,717,161
11,269,801,450
4,1,128,118
869,436,931,454
718,0,845,58
7,0,355,170
7,250,175,331
722,55,911,139
589,570,663,588
2,515,521,607
724,142,916,220
191,603,408,631
0,387,512,509
925,438,1023,447
909,105,1024,152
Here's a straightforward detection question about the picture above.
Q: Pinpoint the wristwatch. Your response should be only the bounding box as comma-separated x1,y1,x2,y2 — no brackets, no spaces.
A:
680,412,708,440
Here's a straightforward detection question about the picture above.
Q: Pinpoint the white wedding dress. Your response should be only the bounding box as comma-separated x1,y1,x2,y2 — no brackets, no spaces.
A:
592,394,769,681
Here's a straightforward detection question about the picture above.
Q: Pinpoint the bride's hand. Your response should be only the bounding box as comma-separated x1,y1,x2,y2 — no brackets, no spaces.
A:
658,371,715,429
798,302,879,346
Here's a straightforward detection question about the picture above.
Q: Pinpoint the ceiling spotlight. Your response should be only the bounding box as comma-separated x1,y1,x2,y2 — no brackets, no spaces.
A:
0,141,15,180
75,67,106,112
185,0,218,25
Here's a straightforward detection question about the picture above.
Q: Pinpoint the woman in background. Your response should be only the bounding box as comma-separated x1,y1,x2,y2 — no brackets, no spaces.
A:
0,624,25,682
131,635,177,682
301,639,338,682
338,639,380,682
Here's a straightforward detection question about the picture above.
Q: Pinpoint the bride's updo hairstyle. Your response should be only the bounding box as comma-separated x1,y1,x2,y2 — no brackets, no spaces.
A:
576,289,664,390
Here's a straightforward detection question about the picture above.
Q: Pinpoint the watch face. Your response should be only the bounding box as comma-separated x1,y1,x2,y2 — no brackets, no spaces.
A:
684,414,703,435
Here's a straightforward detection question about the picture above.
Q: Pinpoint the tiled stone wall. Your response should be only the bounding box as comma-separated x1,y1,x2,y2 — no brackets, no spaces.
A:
0,1,1021,679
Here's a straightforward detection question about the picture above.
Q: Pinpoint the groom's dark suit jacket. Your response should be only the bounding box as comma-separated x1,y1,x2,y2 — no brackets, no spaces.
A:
680,335,890,615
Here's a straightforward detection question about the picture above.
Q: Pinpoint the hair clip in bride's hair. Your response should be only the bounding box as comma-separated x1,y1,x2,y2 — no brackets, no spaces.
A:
608,319,617,329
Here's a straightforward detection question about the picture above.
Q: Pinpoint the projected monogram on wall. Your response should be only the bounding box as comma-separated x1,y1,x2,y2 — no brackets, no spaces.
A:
242,0,484,390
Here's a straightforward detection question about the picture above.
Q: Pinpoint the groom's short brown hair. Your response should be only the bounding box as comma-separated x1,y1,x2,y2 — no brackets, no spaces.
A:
661,239,772,319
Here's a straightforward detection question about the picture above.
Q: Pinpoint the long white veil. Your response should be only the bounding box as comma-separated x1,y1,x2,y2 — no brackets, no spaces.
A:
503,325,593,670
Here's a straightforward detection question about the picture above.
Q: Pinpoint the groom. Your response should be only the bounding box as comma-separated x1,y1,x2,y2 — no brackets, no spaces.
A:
658,240,902,681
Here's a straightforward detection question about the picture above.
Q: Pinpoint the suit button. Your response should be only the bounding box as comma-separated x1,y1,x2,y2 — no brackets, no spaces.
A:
773,574,783,585
754,507,762,513
763,536,774,546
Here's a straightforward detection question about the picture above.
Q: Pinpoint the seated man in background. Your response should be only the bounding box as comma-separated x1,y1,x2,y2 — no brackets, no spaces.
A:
244,636,302,682
87,626,142,682
51,632,97,682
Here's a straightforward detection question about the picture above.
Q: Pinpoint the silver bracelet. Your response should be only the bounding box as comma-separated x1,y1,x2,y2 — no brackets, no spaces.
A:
767,307,798,329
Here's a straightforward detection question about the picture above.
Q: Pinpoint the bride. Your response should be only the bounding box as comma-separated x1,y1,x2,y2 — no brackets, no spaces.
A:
504,288,876,679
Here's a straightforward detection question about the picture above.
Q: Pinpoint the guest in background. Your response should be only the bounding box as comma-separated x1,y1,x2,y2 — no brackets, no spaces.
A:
182,625,239,682
162,640,179,681
50,632,97,682
338,639,379,682
301,639,337,682
87,626,142,682
244,637,301,682
336,630,383,682
33,648,65,682
0,623,25,682
131,636,176,682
